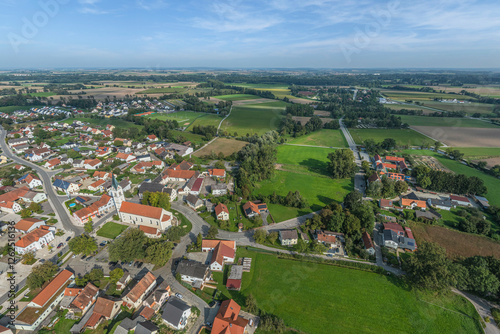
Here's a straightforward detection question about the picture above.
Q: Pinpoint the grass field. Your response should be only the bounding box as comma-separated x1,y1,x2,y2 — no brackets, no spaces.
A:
403,149,500,206
63,117,142,129
276,145,333,176
381,90,475,101
96,222,128,239
214,94,261,101
221,101,286,136
420,101,495,114
216,248,482,334
186,114,224,130
451,147,500,159
0,105,43,113
253,170,352,221
136,87,188,94
169,130,206,145
145,111,207,125
27,92,56,97
385,104,427,111
399,115,498,128
193,138,248,158
350,128,433,146
287,129,348,147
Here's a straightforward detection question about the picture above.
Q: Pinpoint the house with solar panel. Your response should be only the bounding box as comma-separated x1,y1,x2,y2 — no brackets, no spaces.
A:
242,201,268,218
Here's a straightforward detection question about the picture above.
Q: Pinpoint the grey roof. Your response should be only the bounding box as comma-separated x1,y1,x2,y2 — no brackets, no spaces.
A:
212,184,227,191
135,321,159,334
280,229,298,240
405,192,420,201
185,193,202,207
176,260,209,280
115,316,147,334
428,198,453,208
139,182,165,194
161,297,190,325
228,265,243,280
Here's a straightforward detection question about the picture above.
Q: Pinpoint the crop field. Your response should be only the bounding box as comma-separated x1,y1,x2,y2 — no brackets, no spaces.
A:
186,114,224,130
253,170,352,221
411,221,500,259
136,86,189,94
221,101,286,136
399,115,498,128
412,126,500,148
350,128,433,146
213,94,261,101
429,85,500,98
403,149,500,206
381,90,473,101
27,92,56,97
62,117,142,129
451,147,500,159
193,138,248,158
217,248,482,334
287,129,347,148
145,111,207,125
419,101,495,114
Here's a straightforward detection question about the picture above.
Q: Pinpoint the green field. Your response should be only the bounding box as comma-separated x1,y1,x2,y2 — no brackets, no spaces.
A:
136,87,188,94
169,130,207,145
230,83,289,89
186,114,224,130
253,170,352,221
287,129,347,147
96,222,128,239
0,105,43,113
403,149,500,206
420,101,494,114
399,115,498,128
276,145,333,176
63,117,142,129
451,147,500,159
381,90,475,101
27,92,56,97
350,128,433,146
385,104,427,111
221,101,286,136
145,111,207,125
214,94,261,101
215,248,482,334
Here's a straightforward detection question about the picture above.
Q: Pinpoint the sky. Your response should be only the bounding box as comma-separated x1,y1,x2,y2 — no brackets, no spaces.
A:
0,0,499,69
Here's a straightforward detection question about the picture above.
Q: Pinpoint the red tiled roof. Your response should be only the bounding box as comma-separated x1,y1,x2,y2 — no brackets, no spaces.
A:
71,283,99,311
15,227,52,248
362,232,374,249
84,159,101,167
85,312,103,328
379,199,392,208
215,203,229,217
46,158,61,166
125,272,156,303
386,156,405,162
139,306,155,320
119,201,163,220
383,222,404,233
31,270,73,308
169,160,193,171
202,239,235,250
382,163,398,170
139,225,160,236
163,169,196,180
450,195,469,203
14,218,43,232
64,287,83,296
89,179,105,188
0,186,29,203
93,297,116,318
211,242,235,266
191,178,203,192
209,169,225,177
401,198,427,208
212,299,248,334
316,230,337,244
226,279,241,290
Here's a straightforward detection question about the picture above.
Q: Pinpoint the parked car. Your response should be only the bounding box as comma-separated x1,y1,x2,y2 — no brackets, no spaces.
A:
86,256,93,262
57,243,63,249
66,237,71,242
99,242,106,247
81,255,87,260
175,293,183,299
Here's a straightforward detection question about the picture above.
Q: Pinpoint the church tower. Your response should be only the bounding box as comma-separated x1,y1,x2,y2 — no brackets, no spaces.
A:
109,174,125,212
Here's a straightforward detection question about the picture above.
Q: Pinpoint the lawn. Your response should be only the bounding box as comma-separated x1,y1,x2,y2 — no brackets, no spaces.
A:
403,149,500,206
215,248,482,334
201,201,260,231
171,209,192,236
63,117,142,129
193,138,248,158
276,145,333,176
399,115,498,128
221,101,286,136
145,111,207,126
350,128,433,146
169,130,207,145
214,94,261,101
96,222,128,239
450,147,500,159
287,129,348,147
253,170,352,221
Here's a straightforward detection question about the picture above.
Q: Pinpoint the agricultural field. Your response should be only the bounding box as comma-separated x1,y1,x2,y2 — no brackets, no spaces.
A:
168,130,206,145
350,128,433,147
403,149,500,206
27,92,56,97
399,115,498,128
63,117,142,129
385,104,427,111
412,126,500,148
429,85,500,98
221,101,286,136
380,90,472,101
216,248,482,334
193,138,248,158
419,101,495,114
213,94,261,101
451,147,500,159
186,114,224,130
136,86,189,94
411,221,500,259
253,170,352,222
287,129,347,148
276,145,333,176
145,111,207,127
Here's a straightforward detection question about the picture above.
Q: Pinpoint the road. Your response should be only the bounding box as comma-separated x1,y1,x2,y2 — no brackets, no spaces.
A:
453,289,500,334
339,118,366,195
0,125,83,235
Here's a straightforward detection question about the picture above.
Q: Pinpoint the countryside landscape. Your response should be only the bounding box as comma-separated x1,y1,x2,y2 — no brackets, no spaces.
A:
1,1,500,334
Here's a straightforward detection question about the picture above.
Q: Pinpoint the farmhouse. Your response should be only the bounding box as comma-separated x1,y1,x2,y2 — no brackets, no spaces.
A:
450,195,471,207
427,198,453,211
211,184,228,196
362,232,375,255
202,239,236,272
118,201,174,231
279,229,298,246
185,193,204,210
208,169,226,178
161,169,198,183
184,177,204,195
401,198,427,210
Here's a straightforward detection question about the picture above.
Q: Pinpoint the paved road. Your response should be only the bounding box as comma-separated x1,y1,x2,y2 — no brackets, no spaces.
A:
339,118,366,195
0,125,83,235
453,289,500,334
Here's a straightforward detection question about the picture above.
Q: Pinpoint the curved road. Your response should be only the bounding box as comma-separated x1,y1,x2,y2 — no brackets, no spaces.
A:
0,125,83,234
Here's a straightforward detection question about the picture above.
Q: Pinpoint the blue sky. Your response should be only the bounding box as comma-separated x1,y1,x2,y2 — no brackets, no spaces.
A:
0,0,499,68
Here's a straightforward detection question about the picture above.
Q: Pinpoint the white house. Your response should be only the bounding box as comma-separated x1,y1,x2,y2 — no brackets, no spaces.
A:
0,201,22,213
176,260,212,288
83,159,102,170
215,203,229,221
122,272,157,309
14,218,45,234
161,297,191,330
279,230,298,246
14,226,55,254
119,201,174,231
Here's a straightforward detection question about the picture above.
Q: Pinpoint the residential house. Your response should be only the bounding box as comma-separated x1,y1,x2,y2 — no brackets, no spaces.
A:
115,152,136,163
401,198,427,210
208,169,226,178
45,158,61,169
215,203,229,221
315,230,344,249
279,229,298,246
96,146,111,157
133,161,165,174
427,198,453,211
82,297,122,331
53,179,80,194
379,199,393,210
14,218,45,234
362,232,375,256
13,270,74,331
367,172,381,185
73,194,114,224
383,222,405,236
93,171,112,180
169,160,193,171
83,159,103,169
119,201,174,231
17,173,42,188
20,189,47,204
202,239,236,272
164,143,193,157
122,271,157,309
88,179,105,192
242,201,268,218
226,265,243,291
143,281,170,312
211,184,228,196
450,195,471,207
73,159,84,168
185,194,204,210
211,299,249,334
146,134,158,142
161,169,198,183
176,260,212,288
116,270,132,291
14,226,55,254
184,177,203,195
68,282,99,316
161,297,191,330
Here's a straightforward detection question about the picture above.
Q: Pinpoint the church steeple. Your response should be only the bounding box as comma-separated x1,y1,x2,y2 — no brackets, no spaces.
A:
109,174,124,211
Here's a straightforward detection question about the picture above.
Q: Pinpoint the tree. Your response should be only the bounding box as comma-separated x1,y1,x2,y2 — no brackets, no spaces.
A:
27,262,58,290
22,251,35,265
267,231,279,244
294,238,308,253
395,180,408,194
113,140,123,147
89,268,104,282
20,208,32,219
164,226,183,242
253,229,267,244
28,202,42,214
344,190,362,211
196,233,203,248
146,241,173,266
419,176,431,189
353,204,375,231
109,268,124,284
361,160,370,172
327,149,357,179
245,294,258,314
434,141,442,152
69,234,98,256
405,242,452,290
207,225,218,239
84,222,93,234
108,228,147,262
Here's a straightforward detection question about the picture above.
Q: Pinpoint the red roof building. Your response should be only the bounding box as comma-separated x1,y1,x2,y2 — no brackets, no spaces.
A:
211,299,249,334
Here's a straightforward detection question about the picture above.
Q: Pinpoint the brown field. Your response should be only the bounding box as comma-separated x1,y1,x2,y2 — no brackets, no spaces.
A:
193,138,248,158
430,85,500,97
475,157,500,168
314,110,331,117
292,116,334,125
413,126,500,147
384,104,435,115
411,222,500,259
290,97,314,104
